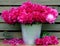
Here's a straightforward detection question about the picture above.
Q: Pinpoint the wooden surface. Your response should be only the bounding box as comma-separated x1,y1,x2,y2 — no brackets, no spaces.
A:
0,41,60,46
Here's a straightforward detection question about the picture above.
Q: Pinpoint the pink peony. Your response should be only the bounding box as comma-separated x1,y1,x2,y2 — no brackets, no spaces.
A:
2,1,58,24
2,10,13,24
8,8,19,23
35,38,43,45
17,12,33,24
46,14,56,23
43,36,52,45
35,36,59,45
3,38,24,46
50,36,59,45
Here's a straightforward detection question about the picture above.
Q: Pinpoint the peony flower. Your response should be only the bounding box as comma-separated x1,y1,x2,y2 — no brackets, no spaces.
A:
35,38,43,45
17,12,33,24
50,36,59,45
3,38,24,46
46,14,56,23
43,36,52,45
2,10,13,24
8,8,18,23
35,36,59,45
17,12,28,24
2,1,58,24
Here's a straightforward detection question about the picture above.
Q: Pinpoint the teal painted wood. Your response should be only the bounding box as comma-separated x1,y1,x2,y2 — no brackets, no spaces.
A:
0,0,59,5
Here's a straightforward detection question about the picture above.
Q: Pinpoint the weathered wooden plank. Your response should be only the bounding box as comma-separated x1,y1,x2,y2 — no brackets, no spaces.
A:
0,31,59,39
0,32,22,39
0,0,60,5
55,16,60,22
0,7,17,13
58,7,60,13
0,23,60,30
0,32,60,39
42,24,60,30
0,17,4,22
0,23,21,30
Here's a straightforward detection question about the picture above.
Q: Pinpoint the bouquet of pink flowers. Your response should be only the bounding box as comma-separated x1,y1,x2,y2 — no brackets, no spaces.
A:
35,36,59,45
3,38,24,46
2,1,58,24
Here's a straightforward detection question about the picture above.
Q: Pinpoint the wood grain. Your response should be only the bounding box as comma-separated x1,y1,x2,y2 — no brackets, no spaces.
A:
0,23,60,31
0,32,22,39
0,0,60,5
42,24,60,30
0,23,21,30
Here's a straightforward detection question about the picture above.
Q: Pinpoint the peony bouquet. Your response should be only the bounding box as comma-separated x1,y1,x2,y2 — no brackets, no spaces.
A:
2,1,58,24
35,36,59,45
1,1,59,45
3,38,24,46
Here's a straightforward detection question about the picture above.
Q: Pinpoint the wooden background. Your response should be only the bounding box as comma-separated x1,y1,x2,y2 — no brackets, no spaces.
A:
0,0,60,40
